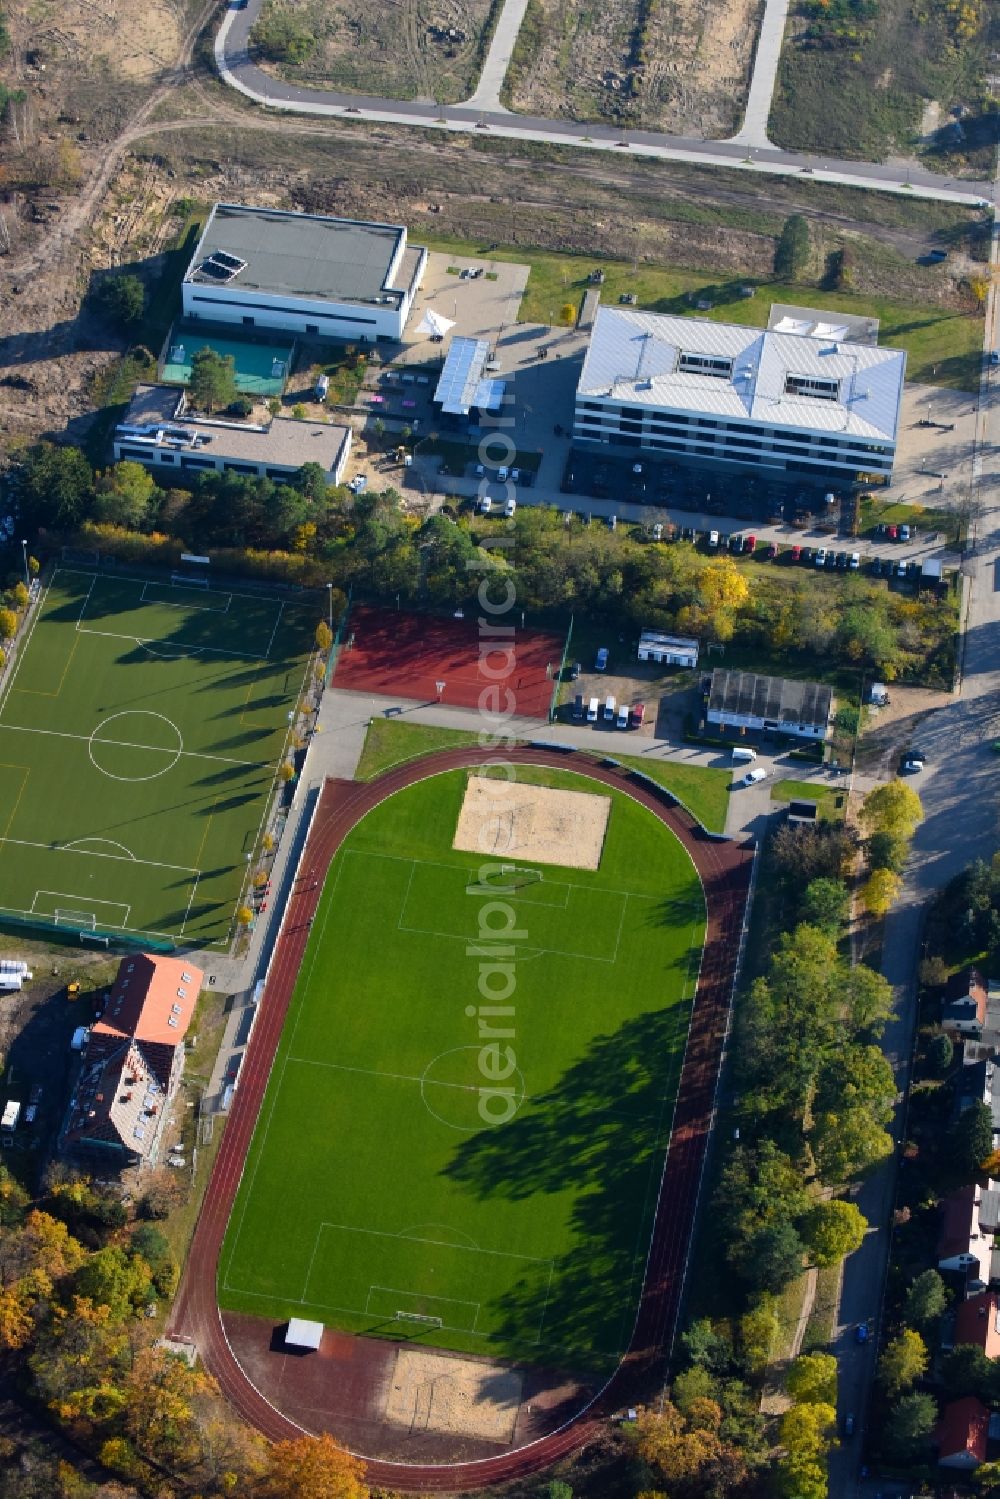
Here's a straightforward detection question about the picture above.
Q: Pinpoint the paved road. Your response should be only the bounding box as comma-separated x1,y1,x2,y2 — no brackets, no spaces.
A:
464,0,530,110
215,0,994,206
828,207,1000,1497
729,0,789,148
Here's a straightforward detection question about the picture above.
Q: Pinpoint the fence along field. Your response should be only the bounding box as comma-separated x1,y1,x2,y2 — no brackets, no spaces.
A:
0,569,314,947
219,765,706,1370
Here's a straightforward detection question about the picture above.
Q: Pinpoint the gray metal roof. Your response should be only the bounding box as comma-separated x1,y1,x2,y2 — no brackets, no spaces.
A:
708,668,833,730
434,336,490,414
185,203,409,306
577,306,905,443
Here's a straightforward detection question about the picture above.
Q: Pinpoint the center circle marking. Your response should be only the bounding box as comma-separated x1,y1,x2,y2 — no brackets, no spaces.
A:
420,1045,526,1132
88,711,184,783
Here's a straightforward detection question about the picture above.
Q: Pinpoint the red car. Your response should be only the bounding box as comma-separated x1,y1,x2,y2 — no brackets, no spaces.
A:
630,702,645,728
887,524,898,540
790,545,801,562
745,534,756,552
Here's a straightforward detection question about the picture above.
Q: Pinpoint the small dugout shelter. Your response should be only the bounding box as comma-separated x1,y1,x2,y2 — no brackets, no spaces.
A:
637,631,699,668
707,668,833,741
285,1317,324,1352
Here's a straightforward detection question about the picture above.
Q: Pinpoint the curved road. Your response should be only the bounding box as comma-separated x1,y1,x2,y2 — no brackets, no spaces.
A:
169,748,753,1491
216,0,994,206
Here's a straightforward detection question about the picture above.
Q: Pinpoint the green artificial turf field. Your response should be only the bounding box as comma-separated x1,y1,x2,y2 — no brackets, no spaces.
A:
0,568,314,947
219,764,706,1371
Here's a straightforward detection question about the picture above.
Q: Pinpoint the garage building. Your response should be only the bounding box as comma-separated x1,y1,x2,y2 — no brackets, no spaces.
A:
637,631,699,668
707,668,833,741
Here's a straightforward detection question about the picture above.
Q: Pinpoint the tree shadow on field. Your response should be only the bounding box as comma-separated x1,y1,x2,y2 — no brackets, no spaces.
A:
441,1008,684,1367
196,764,255,788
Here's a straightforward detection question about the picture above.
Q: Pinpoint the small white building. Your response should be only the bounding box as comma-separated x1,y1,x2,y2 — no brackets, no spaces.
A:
182,204,427,344
637,631,699,668
707,668,833,741
114,385,351,487
285,1318,324,1352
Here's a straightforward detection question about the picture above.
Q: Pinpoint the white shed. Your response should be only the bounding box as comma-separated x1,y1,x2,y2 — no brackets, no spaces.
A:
637,631,699,668
285,1317,324,1351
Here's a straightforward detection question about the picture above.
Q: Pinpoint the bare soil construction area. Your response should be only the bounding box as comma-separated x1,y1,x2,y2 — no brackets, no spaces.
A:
453,776,612,870
503,0,761,136
255,0,498,103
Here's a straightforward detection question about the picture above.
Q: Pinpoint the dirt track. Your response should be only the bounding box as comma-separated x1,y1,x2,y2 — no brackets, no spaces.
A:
168,748,754,1489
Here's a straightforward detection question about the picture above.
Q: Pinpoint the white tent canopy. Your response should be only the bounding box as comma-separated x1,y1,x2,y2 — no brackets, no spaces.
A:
285,1317,324,1351
416,309,455,338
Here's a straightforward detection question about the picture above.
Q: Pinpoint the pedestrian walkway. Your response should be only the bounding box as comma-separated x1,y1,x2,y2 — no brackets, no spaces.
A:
728,0,789,147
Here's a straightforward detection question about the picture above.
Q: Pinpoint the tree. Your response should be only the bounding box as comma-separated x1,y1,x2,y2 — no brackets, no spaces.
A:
861,779,923,839
0,608,17,641
545,1484,573,1499
776,1400,835,1499
740,1299,779,1372
881,1391,937,1463
769,822,855,890
775,214,811,279
315,621,332,653
940,1342,996,1401
786,1352,837,1406
861,868,902,916
11,582,27,610
904,1270,947,1334
680,1317,731,1373
800,878,849,933
237,905,254,927
928,1032,953,1074
188,347,238,414
744,1219,805,1295
802,1200,867,1267
73,1246,153,1320
878,1329,928,1398
636,1403,721,1487
18,442,94,530
949,1098,995,1177
812,1106,893,1183
98,273,145,327
919,954,950,989
559,303,577,326
256,1432,366,1499
672,1364,717,1415
129,1224,177,1299
278,762,295,783
867,829,909,873
94,462,159,531
841,963,895,1036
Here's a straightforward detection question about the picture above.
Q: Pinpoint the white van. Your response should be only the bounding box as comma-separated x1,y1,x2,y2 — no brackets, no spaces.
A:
604,695,616,722
587,696,599,723
731,747,757,764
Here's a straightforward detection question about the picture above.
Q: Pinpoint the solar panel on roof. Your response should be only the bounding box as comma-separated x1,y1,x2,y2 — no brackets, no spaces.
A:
434,337,491,415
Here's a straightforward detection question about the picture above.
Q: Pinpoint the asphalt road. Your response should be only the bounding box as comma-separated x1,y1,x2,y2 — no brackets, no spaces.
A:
215,0,994,207
828,212,1000,1497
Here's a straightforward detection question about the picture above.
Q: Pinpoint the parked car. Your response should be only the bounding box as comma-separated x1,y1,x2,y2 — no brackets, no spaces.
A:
899,524,911,541
479,496,493,514
744,768,768,786
825,551,837,570
902,751,926,773
887,524,898,540
504,497,517,518
730,534,745,554
595,647,609,671
765,542,779,560
896,560,908,578
570,661,581,680
572,694,585,721
616,704,630,729
849,552,860,569
855,1322,869,1344
652,523,664,541
630,702,645,728
790,545,801,562
815,548,827,568
836,550,848,569
844,1414,856,1438
870,556,884,576
745,534,757,553
708,530,720,548
608,514,617,531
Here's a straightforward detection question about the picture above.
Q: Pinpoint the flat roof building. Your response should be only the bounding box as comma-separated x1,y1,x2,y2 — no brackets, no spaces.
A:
574,305,905,484
637,631,699,668
707,668,833,741
433,336,505,416
182,203,427,343
114,385,351,487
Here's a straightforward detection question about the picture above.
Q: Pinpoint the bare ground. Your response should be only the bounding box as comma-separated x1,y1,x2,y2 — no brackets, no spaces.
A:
506,0,762,137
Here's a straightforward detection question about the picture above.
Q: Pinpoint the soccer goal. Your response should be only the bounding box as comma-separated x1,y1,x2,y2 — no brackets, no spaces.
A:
54,908,97,930
395,1311,443,1328
170,572,210,589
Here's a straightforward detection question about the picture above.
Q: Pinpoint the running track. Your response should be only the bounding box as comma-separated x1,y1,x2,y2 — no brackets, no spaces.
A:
170,749,754,1490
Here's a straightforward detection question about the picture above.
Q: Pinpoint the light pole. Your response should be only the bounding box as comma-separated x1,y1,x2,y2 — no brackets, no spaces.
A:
21,540,29,592
326,581,333,633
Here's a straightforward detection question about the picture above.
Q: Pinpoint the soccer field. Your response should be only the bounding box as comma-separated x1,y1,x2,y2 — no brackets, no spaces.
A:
0,568,315,948
219,765,706,1372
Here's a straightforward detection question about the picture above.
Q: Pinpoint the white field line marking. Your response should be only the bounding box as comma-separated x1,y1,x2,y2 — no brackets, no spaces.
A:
58,564,313,612
140,580,234,613
286,1054,516,1097
179,873,201,938
77,625,268,662
62,836,137,859
263,601,285,662
0,721,266,768
1,835,198,874
223,1052,293,1292
0,571,83,715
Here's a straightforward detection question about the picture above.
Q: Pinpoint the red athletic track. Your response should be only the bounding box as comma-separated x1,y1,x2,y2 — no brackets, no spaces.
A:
332,605,564,719
170,749,754,1492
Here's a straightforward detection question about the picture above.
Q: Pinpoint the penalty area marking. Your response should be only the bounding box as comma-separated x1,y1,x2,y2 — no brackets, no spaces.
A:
31,890,131,926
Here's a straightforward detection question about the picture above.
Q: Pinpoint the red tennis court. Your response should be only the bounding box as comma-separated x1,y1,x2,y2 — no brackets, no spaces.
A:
332,605,566,719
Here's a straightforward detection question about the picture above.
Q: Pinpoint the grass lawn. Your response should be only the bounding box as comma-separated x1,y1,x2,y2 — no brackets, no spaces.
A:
219,764,705,1369
420,234,984,389
0,569,313,947
614,755,730,834
859,494,963,542
355,718,482,780
770,780,846,823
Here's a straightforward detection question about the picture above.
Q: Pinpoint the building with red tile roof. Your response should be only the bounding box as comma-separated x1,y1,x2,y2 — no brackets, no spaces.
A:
62,954,203,1165
955,1291,1000,1359
937,1397,990,1469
